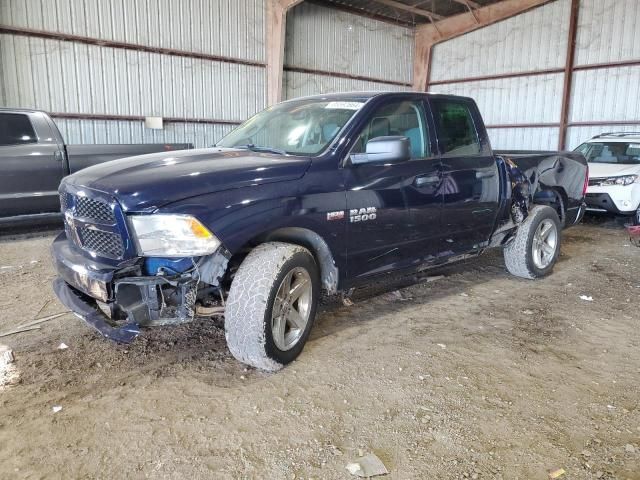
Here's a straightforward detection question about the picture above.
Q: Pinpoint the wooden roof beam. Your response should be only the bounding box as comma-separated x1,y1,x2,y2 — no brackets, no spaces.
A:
451,0,481,9
413,0,554,91
369,0,444,21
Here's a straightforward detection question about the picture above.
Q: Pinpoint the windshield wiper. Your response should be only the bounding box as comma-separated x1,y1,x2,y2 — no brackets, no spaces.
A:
236,144,287,156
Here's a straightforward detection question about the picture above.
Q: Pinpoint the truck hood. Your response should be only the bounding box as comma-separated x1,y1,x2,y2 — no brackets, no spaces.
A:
588,162,640,178
64,147,311,212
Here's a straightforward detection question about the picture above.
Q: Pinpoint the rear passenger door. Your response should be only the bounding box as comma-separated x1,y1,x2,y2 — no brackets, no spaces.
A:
430,98,500,255
0,112,64,218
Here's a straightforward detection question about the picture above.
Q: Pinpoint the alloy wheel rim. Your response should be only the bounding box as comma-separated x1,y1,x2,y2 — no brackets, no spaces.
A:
271,267,312,351
532,219,558,269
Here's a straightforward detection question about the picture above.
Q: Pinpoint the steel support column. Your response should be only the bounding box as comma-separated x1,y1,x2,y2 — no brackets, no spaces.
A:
558,0,580,150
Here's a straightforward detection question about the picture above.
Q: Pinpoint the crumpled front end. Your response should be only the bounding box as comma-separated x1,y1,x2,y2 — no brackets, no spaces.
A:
52,185,229,343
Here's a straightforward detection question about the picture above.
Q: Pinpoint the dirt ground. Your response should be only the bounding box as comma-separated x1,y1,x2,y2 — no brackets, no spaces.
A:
0,216,638,480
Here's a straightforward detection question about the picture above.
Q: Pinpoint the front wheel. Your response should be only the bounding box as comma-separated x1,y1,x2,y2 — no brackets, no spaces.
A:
504,205,562,279
225,242,319,371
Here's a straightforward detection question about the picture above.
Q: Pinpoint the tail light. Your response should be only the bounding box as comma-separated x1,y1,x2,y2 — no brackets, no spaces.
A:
582,164,589,197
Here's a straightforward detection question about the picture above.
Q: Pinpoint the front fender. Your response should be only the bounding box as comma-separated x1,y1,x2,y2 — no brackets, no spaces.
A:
158,174,348,277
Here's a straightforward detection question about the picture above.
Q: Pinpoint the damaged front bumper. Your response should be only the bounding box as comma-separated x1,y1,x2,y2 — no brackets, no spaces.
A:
51,232,142,342
53,277,140,343
51,232,228,343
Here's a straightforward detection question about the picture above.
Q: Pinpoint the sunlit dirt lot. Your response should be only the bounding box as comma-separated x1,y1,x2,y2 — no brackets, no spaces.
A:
0,216,638,479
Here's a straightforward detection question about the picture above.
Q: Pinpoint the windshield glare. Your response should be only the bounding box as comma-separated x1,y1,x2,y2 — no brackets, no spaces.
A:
217,100,365,155
576,141,640,164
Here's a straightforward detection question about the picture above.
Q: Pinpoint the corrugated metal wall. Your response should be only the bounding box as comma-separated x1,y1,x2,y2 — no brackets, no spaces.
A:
54,118,234,147
284,69,410,98
430,0,570,82
283,2,414,99
430,0,640,150
573,0,640,66
430,0,570,150
434,74,564,125
567,0,640,146
0,0,265,61
0,0,265,147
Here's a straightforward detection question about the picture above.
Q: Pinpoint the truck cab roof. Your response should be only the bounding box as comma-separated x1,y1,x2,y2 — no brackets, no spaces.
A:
279,91,475,104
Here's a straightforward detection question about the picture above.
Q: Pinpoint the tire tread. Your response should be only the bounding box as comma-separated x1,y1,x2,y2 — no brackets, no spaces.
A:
503,205,561,279
225,242,311,371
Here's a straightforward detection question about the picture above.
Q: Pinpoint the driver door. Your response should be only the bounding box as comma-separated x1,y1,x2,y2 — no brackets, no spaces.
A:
343,98,442,281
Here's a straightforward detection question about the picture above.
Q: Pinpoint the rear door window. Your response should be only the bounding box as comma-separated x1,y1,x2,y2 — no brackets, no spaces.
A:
0,113,38,146
432,100,481,156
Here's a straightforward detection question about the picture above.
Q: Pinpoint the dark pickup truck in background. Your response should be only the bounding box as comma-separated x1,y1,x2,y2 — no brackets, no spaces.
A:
51,92,588,372
0,108,192,224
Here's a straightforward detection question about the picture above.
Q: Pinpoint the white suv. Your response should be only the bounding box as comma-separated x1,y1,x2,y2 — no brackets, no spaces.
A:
575,133,640,215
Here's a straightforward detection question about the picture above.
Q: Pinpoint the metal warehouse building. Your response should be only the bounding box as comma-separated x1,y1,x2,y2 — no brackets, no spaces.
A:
2,2,640,478
1,0,638,150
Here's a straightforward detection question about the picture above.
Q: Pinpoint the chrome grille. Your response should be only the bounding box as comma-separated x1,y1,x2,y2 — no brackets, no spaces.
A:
75,196,115,223
79,228,124,259
64,222,75,244
60,188,129,260
59,192,70,212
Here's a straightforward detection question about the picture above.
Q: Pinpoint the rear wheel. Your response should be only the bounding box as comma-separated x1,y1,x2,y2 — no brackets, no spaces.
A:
504,205,562,279
225,242,319,371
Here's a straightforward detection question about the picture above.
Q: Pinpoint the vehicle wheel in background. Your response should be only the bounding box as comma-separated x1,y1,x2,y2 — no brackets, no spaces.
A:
503,205,562,279
225,242,319,371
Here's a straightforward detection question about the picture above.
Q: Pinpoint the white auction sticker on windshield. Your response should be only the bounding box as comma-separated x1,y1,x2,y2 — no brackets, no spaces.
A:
325,101,364,110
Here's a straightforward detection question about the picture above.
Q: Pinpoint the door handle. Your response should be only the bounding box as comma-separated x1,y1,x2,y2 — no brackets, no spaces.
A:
414,174,440,187
476,170,496,179
54,150,64,162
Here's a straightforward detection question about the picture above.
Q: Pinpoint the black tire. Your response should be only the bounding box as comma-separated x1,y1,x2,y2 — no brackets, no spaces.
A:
225,242,320,371
503,205,562,279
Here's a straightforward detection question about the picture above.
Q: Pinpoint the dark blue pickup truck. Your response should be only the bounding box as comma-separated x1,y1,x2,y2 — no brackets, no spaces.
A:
52,92,588,371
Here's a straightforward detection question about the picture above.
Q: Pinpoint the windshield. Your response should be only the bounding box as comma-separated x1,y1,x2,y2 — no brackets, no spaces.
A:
217,99,365,155
575,141,640,165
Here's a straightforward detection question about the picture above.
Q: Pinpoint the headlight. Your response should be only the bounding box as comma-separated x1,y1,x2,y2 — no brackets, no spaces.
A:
129,214,221,257
600,175,638,186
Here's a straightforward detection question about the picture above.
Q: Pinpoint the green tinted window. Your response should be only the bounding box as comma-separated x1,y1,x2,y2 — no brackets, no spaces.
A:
433,101,481,156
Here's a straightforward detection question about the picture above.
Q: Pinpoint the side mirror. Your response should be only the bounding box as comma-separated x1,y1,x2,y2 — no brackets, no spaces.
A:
350,136,411,165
